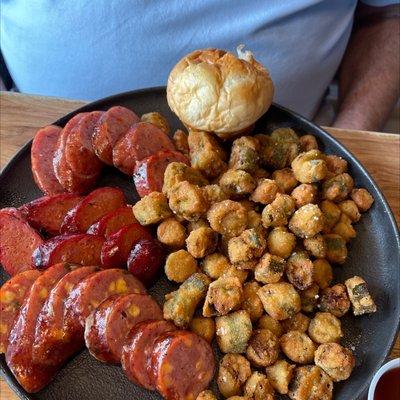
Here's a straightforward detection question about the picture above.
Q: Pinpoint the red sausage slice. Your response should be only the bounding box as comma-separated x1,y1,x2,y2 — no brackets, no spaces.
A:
19,194,82,235
31,234,105,270
101,223,153,268
133,150,189,197
151,331,215,400
87,205,137,237
31,125,65,195
32,265,99,366
61,187,126,234
64,269,146,341
85,293,162,363
65,111,104,178
121,320,176,389
113,122,175,175
92,106,140,165
0,208,43,276
0,269,41,354
6,263,77,393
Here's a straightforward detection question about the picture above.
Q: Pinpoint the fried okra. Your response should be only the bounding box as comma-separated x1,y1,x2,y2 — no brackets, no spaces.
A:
332,219,356,242
223,265,249,284
250,178,280,204
247,210,262,229
304,234,326,258
257,315,283,337
163,162,208,196
289,204,324,238
201,252,231,279
202,184,229,205
266,359,295,394
169,181,208,221
299,134,319,152
186,227,218,258
319,284,351,317
229,136,260,172
157,217,187,248
163,272,210,328
187,219,209,233
132,192,172,225
314,343,355,382
215,310,252,353
345,275,377,315
300,283,320,313
286,251,314,290
291,183,318,208
164,249,197,283
219,169,256,198
291,150,328,183
262,193,295,228
308,312,343,344
203,276,243,317
258,282,301,320
272,168,298,193
255,253,286,284
217,354,251,398
246,328,279,367
281,312,311,333
228,228,267,264
324,154,348,177
188,130,227,178
324,234,348,264
141,111,170,134
189,316,215,343
320,200,341,233
242,281,264,322
267,227,297,259
207,200,248,237
313,259,333,289
280,330,317,364
288,365,333,400
196,390,217,400
338,199,361,222
351,188,374,211
322,173,354,202
172,129,189,155
244,371,275,400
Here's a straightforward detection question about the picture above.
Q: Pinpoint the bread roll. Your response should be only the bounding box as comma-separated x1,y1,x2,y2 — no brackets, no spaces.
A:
167,46,274,137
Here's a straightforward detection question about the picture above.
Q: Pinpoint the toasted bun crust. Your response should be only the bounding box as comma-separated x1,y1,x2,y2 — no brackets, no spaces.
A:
167,47,274,136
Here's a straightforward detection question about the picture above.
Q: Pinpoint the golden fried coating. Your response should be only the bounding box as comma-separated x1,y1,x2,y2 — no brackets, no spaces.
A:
350,188,374,212
338,199,361,222
308,312,343,344
196,390,217,400
324,234,348,264
219,169,257,198
291,150,327,183
324,154,348,178
299,134,318,152
281,312,311,333
255,253,286,284
320,200,341,233
291,183,318,208
250,178,280,204
189,316,215,343
242,281,264,322
345,275,377,316
157,217,187,248
280,330,317,364
202,184,229,205
172,129,189,155
141,112,170,134
266,359,295,395
228,228,267,264
229,136,260,173
262,193,295,228
132,192,172,225
201,252,231,279
244,371,275,400
322,173,354,202
257,315,283,337
272,168,298,193
289,204,324,238
164,249,198,283
246,328,279,367
186,227,218,258
286,251,314,290
319,284,351,317
299,283,320,313
304,234,326,258
267,227,297,259
313,259,333,289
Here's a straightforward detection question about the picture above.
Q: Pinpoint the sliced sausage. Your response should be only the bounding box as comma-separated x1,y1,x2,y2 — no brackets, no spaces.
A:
0,269,41,354
31,234,104,270
32,266,99,366
87,205,137,237
133,150,189,197
113,122,175,175
19,194,82,235
61,187,126,234
121,320,176,389
31,125,65,195
64,269,146,342
151,330,215,400
0,208,43,276
65,111,104,178
6,263,77,393
92,106,140,165
101,223,152,268
85,293,162,363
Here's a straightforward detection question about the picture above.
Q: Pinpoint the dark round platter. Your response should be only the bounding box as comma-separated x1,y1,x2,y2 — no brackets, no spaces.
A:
0,87,399,400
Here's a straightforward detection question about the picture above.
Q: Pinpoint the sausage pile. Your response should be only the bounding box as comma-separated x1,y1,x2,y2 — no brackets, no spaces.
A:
31,105,187,195
1,264,214,397
129,127,377,400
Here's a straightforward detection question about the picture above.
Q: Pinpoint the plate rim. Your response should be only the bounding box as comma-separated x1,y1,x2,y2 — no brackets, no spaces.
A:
1,86,399,400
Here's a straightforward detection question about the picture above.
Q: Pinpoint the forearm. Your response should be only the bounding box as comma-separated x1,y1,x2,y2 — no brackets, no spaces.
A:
334,11,400,131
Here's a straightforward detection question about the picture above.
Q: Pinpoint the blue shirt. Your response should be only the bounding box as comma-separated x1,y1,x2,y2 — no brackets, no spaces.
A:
0,0,395,118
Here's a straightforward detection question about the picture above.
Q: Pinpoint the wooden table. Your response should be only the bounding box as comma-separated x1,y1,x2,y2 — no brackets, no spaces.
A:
0,91,399,399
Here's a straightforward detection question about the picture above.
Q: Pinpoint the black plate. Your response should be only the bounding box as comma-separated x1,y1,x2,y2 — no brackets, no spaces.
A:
1,87,399,400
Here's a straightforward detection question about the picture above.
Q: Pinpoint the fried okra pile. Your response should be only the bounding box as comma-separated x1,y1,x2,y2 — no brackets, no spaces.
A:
132,127,377,400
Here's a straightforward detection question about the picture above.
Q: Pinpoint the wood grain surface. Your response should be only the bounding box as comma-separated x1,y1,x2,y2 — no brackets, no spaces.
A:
0,91,399,399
